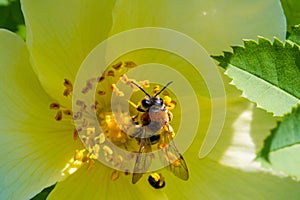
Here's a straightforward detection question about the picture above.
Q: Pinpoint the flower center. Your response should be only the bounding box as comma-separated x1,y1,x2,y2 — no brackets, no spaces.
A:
49,61,177,184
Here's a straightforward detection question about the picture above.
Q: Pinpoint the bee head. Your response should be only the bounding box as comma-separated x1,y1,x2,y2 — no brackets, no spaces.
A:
141,96,163,109
131,81,173,109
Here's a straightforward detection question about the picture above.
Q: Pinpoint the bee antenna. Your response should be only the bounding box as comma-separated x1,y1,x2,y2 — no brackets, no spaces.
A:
131,81,151,98
154,81,173,97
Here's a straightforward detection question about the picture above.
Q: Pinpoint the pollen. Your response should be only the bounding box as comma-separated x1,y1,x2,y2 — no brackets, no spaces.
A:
163,96,176,110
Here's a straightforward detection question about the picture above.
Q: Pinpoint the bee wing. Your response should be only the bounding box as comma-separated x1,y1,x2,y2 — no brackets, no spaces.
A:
159,125,189,180
132,128,153,184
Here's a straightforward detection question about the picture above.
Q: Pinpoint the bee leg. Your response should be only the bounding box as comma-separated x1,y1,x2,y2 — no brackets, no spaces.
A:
167,110,173,122
131,113,139,125
165,123,175,138
137,106,145,112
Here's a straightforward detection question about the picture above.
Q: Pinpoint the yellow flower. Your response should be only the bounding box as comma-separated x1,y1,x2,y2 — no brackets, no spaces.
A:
1,1,299,199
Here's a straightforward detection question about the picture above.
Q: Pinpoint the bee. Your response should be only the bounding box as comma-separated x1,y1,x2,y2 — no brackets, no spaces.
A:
130,81,189,185
148,173,165,189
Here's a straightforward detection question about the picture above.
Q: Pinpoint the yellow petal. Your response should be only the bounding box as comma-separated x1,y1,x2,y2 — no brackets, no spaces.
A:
21,0,116,104
110,0,286,54
163,159,300,199
48,162,167,200
0,30,79,199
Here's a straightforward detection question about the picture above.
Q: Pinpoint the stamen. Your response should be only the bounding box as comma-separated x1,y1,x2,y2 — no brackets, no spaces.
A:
81,87,89,94
64,78,73,88
110,170,120,181
124,61,137,68
82,155,88,163
59,63,180,185
111,84,124,96
163,96,176,110
112,61,123,70
97,90,106,95
73,111,82,120
76,100,87,111
63,78,73,97
73,128,79,140
74,149,83,161
63,109,73,116
107,70,115,77
153,85,160,94
99,133,106,144
55,110,63,121
87,158,95,171
87,127,95,135
98,76,105,82
50,103,60,109
103,145,113,155
162,90,170,96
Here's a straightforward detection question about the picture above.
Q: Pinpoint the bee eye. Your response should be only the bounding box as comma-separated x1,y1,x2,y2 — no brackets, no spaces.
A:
142,99,151,108
154,98,163,106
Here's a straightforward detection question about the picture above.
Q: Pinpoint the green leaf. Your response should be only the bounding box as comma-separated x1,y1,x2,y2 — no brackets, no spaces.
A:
0,0,25,39
280,0,300,31
287,24,300,45
257,105,300,162
30,184,56,200
0,0,9,6
212,37,300,116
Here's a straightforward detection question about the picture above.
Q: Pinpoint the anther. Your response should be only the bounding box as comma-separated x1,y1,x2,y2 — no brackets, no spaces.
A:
110,170,120,181
98,76,105,82
63,109,73,115
73,111,82,120
124,61,137,68
55,110,63,121
162,90,170,96
50,103,60,109
73,129,79,140
97,90,106,95
112,61,123,70
63,78,73,97
64,79,73,88
87,127,95,135
153,85,160,94
76,100,87,111
107,70,115,77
